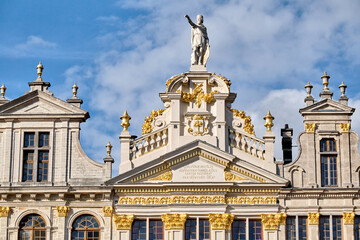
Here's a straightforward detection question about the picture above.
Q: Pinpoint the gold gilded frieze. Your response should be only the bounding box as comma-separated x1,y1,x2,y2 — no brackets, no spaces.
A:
224,170,248,181
148,171,172,181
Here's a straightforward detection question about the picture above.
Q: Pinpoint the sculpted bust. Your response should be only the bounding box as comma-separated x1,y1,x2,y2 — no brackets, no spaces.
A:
185,14,210,66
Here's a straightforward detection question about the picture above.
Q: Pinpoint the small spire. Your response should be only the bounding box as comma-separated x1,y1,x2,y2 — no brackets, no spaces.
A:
0,84,6,99
339,82,347,96
120,110,131,132
72,83,79,98
36,61,44,81
321,71,330,90
304,82,313,97
264,110,274,132
106,141,113,157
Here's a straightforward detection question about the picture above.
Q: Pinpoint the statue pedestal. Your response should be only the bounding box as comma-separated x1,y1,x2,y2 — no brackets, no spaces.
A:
190,65,207,72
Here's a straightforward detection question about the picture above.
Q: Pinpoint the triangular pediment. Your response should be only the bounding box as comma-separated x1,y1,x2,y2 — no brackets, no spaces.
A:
0,90,89,118
107,140,288,186
300,98,354,114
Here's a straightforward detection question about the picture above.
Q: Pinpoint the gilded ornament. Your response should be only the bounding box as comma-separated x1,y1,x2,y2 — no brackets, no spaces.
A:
229,108,255,135
148,171,172,181
227,196,277,205
261,213,285,230
102,206,113,217
224,171,248,181
308,212,320,225
208,213,234,230
340,123,351,133
120,110,131,132
142,109,165,135
113,214,134,230
56,206,70,217
187,114,210,136
166,74,184,91
177,82,218,108
212,73,231,89
305,123,316,133
72,83,78,98
0,207,10,217
264,110,274,132
0,84,6,98
161,214,187,230
343,212,355,225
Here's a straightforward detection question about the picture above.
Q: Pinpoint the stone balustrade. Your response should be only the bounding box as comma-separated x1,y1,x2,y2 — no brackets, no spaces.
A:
229,129,265,159
131,127,168,159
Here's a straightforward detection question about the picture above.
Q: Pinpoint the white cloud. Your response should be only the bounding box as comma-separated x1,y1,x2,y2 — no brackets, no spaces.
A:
16,35,56,51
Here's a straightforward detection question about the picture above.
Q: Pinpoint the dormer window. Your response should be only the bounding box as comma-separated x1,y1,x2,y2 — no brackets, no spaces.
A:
320,138,337,187
22,132,50,182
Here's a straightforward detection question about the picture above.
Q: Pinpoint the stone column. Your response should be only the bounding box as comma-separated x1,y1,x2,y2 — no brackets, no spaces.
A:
119,131,132,174
261,213,286,240
208,213,234,240
113,214,134,240
168,93,182,151
263,131,276,173
102,207,113,240
340,128,352,187
161,214,187,240
343,212,355,240
56,206,70,240
307,213,319,240
0,207,10,240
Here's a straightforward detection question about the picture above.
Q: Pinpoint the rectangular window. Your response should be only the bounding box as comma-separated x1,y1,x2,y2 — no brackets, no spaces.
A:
22,151,34,181
149,220,163,240
355,216,360,240
321,156,337,187
232,220,246,240
298,217,307,240
199,220,210,240
39,132,49,147
37,151,49,181
332,217,342,240
185,219,197,240
132,220,146,240
24,132,35,147
286,216,296,240
249,220,262,240
320,217,330,240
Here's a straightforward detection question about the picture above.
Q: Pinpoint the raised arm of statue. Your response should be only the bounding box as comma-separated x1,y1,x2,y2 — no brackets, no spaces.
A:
185,15,196,28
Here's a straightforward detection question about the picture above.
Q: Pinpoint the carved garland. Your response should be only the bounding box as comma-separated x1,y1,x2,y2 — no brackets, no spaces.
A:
161,214,187,230
113,214,134,230
209,213,234,230
142,109,165,135
177,83,218,108
229,108,255,135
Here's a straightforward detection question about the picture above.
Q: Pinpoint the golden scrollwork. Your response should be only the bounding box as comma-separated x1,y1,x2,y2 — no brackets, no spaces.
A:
113,214,134,230
166,74,184,91
224,171,248,181
229,109,255,135
212,73,231,90
161,214,187,230
208,213,234,230
142,109,165,135
227,196,277,205
177,83,218,108
340,123,351,133
261,213,286,230
148,171,172,181
187,114,210,136
56,206,70,217
305,123,316,133
0,207,10,217
308,212,320,225
102,206,113,217
343,212,355,225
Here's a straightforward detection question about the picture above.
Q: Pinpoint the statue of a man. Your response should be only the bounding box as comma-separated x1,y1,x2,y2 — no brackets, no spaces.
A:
185,14,210,66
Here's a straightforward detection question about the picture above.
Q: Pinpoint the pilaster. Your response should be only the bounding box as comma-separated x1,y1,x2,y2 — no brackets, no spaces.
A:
113,214,134,240
56,206,69,240
161,214,187,240
208,213,234,240
0,207,10,240
261,213,286,240
103,207,113,240
263,131,276,173
307,213,320,240
119,131,132,174
343,212,355,240
340,129,352,187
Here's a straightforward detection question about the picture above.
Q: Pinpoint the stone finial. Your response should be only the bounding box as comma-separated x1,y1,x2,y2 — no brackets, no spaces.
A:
0,84,6,99
321,72,330,90
264,110,274,132
339,82,347,97
72,83,79,98
106,141,112,157
120,110,131,132
305,82,313,97
36,62,44,82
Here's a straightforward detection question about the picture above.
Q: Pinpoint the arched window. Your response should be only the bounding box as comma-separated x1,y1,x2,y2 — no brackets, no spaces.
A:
320,138,337,187
19,214,46,240
72,215,100,240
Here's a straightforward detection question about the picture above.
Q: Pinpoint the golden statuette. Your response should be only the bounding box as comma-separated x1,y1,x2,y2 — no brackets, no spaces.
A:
340,123,350,133
56,206,70,217
208,213,234,230
120,110,131,131
161,214,187,230
102,206,113,217
308,212,320,225
264,110,274,132
0,207,10,217
305,123,316,133
113,214,134,230
343,212,355,225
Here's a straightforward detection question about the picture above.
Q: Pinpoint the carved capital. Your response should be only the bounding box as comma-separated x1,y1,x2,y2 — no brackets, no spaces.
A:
343,212,355,225
56,206,70,217
305,123,316,133
308,212,320,225
0,207,10,217
113,214,134,230
340,123,351,133
208,213,234,230
161,214,187,230
102,206,113,217
261,213,285,230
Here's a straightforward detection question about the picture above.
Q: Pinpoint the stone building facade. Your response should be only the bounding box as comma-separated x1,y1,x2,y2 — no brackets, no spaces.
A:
0,62,359,240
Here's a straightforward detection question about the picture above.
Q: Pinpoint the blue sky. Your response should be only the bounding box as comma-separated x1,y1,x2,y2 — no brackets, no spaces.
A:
1,0,360,176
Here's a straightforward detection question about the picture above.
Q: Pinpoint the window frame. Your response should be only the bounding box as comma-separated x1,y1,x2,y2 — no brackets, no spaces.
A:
319,138,338,187
71,214,101,240
19,214,47,240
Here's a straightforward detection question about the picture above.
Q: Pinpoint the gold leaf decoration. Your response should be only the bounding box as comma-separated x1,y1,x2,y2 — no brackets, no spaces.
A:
208,213,234,230
56,206,70,217
230,108,255,135
308,212,320,225
113,214,134,230
340,123,351,133
0,207,10,217
166,74,184,91
305,123,316,133
343,212,355,225
177,83,218,108
224,171,248,181
261,213,286,230
213,73,231,89
148,171,172,181
161,214,187,230
102,206,113,217
142,109,165,135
